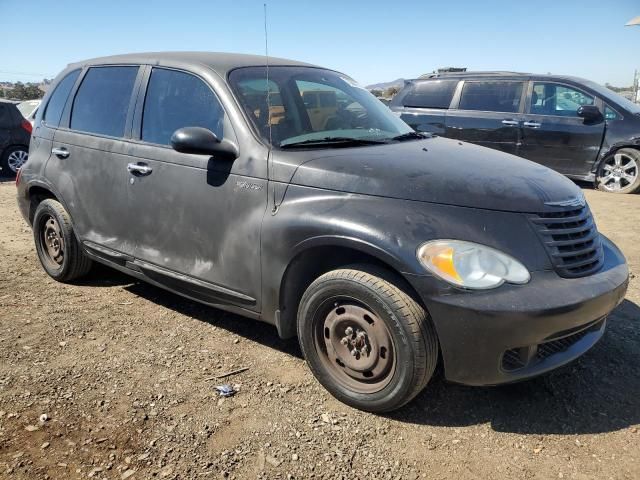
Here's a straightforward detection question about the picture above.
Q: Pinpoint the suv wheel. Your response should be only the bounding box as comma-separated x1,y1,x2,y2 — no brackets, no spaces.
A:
1,146,28,175
33,199,92,282
297,267,438,412
597,148,640,194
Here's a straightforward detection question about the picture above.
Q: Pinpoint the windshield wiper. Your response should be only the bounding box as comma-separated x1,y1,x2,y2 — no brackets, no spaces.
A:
280,137,389,149
391,131,431,142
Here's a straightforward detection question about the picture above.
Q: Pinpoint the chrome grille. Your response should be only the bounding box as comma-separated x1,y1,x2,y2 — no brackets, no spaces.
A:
529,206,603,278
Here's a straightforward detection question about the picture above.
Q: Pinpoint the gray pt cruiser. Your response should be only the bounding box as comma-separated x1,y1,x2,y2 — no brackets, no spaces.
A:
16,52,628,412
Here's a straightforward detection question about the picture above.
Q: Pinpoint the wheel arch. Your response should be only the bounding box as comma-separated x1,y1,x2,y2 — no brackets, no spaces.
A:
594,142,640,175
275,237,425,339
27,184,59,224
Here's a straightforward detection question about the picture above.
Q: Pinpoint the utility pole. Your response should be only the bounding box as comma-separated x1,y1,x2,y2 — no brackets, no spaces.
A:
626,17,640,102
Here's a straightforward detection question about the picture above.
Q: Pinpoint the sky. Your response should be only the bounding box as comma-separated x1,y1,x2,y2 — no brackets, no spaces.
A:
1,0,638,87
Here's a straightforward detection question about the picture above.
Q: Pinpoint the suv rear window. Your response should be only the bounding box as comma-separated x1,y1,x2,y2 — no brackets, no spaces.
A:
402,80,457,109
459,81,523,113
0,104,10,128
71,66,138,137
43,70,80,127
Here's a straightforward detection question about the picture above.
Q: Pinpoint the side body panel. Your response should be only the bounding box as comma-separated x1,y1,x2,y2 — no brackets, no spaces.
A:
260,183,553,332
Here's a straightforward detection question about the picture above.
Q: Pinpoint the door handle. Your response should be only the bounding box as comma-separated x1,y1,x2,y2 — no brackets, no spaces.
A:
51,147,69,159
523,121,541,128
501,120,519,126
127,163,153,176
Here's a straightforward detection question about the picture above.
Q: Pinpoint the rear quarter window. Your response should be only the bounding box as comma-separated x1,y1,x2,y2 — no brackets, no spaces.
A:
42,70,81,127
402,80,458,109
70,66,138,137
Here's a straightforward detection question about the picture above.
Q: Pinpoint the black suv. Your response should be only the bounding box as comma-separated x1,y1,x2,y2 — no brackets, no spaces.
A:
17,53,628,412
391,72,640,194
0,99,31,177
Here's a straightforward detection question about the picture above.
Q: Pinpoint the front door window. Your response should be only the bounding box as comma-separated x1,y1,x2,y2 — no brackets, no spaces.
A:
530,83,594,117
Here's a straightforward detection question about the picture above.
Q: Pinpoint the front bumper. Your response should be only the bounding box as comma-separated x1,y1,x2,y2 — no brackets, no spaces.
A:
407,235,629,386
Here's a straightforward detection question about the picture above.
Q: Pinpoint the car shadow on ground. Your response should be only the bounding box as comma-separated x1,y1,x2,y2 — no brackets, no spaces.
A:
76,264,304,359
77,265,638,435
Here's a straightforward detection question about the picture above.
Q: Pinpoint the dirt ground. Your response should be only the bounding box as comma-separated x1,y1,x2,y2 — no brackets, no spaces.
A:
0,178,638,480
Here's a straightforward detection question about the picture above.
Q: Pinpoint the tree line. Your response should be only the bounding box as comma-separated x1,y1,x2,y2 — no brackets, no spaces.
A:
0,82,44,100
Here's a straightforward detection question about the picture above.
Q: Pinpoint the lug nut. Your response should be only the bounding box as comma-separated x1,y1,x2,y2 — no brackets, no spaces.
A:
345,327,353,336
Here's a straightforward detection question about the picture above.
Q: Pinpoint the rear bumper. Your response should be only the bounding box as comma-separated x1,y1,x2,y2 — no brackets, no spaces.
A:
407,235,629,386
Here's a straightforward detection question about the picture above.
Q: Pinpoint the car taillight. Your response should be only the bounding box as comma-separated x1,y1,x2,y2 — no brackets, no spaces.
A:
15,167,22,186
21,119,33,134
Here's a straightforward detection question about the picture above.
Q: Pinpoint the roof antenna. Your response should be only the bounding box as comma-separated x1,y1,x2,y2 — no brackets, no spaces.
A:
263,3,273,149
264,2,278,214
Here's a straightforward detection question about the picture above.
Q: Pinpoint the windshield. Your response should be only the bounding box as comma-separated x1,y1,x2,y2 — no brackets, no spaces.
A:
229,66,414,148
582,80,640,115
17,100,40,118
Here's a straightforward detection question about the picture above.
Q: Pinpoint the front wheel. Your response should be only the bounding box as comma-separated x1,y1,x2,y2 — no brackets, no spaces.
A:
597,148,640,194
297,267,439,412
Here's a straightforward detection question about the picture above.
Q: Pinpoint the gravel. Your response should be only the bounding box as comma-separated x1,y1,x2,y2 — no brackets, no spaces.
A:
0,180,638,479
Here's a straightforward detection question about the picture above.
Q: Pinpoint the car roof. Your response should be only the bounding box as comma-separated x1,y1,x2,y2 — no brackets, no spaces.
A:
68,51,319,77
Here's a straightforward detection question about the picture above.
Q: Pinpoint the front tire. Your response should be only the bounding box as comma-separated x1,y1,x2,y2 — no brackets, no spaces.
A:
33,199,92,282
297,267,438,412
597,148,640,194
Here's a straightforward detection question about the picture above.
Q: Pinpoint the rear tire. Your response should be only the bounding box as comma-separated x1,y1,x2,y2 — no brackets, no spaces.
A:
597,148,640,194
297,267,438,412
1,146,28,176
33,199,92,282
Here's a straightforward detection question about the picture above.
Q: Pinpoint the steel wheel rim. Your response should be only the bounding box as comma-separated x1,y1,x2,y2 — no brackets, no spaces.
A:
600,153,638,191
312,298,396,394
7,149,28,173
40,215,65,268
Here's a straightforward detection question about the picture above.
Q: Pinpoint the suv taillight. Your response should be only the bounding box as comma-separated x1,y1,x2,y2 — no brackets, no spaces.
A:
15,167,22,187
21,119,33,134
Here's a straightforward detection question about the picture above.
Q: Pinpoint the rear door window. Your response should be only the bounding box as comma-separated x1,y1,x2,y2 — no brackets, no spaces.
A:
70,66,138,137
459,81,524,113
141,68,224,145
402,80,458,109
42,70,80,127
530,82,594,117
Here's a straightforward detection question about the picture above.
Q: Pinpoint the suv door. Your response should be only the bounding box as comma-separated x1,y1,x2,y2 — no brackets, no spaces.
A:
390,79,458,135
47,65,141,258
125,67,267,311
445,80,525,155
518,81,605,175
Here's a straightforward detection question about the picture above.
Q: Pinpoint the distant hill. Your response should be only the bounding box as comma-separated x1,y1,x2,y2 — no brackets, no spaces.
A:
366,78,406,91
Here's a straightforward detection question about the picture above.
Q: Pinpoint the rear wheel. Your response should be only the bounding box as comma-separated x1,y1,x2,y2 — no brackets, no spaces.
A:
597,148,640,194
297,267,438,412
1,146,28,176
33,199,92,282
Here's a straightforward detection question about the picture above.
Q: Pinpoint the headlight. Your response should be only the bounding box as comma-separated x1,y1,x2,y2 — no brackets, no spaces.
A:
417,240,530,289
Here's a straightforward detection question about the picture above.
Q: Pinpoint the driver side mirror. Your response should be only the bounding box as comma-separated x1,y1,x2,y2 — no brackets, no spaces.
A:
170,127,239,160
577,105,603,123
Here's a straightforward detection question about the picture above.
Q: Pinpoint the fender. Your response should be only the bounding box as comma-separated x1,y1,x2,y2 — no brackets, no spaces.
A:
592,135,640,174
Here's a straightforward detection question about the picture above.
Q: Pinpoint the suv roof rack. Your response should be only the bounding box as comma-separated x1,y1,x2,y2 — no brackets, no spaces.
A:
417,71,528,79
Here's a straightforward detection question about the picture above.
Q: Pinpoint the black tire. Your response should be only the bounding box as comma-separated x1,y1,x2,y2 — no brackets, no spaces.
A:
0,145,28,177
597,148,640,194
297,267,438,412
33,199,92,282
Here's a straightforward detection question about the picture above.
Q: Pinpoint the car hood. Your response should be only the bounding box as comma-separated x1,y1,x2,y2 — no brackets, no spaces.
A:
285,136,583,213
